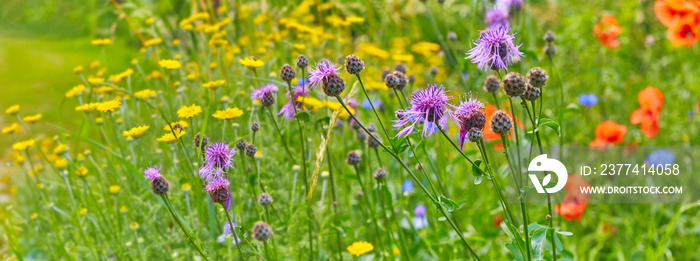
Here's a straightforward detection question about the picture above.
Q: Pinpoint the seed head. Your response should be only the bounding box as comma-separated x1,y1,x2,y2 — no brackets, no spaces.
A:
384,73,399,89
521,83,541,101
430,67,438,76
381,68,391,81
544,30,556,43
467,127,483,142
393,71,408,90
151,176,170,195
245,144,257,157
366,132,381,149
502,72,526,97
252,221,272,242
280,64,296,83
356,129,367,142
526,67,548,88
250,122,260,132
252,84,278,107
235,139,247,151
261,92,275,107
544,44,557,56
344,54,365,75
296,55,309,69
408,74,415,84
373,167,387,180
483,75,501,93
206,178,231,210
394,63,408,74
257,193,273,207
471,111,487,130
322,73,345,97
447,31,458,41
490,110,513,134
349,119,360,130
367,124,377,133
346,151,361,166
194,132,209,150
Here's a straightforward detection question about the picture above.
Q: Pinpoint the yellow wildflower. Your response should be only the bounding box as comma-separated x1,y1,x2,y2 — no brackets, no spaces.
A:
79,208,88,217
73,65,83,73
346,16,366,24
76,103,99,112
177,104,203,119
392,53,415,63
54,158,68,169
298,97,325,111
130,222,139,230
347,241,374,256
143,37,163,47
358,43,390,59
172,39,180,45
157,129,186,143
212,107,244,120
66,84,86,98
203,79,226,89
163,120,189,131
90,60,101,70
36,183,43,189
186,73,197,81
122,125,150,138
146,70,163,80
5,104,19,115
109,68,134,83
91,38,112,46
12,139,37,151
96,99,122,112
22,113,42,123
145,17,154,25
95,86,114,93
239,57,264,69
75,166,88,177
293,43,306,50
87,76,105,85
120,206,128,212
159,59,182,69
30,213,38,219
411,41,441,56
393,247,401,256
109,185,121,194
181,183,192,192
2,123,19,135
134,89,157,99
53,144,68,154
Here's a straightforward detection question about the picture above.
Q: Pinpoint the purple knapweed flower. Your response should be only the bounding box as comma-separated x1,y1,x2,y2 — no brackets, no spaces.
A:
484,8,509,29
199,141,235,181
217,221,241,245
393,84,457,138
578,94,598,106
497,0,523,12
278,83,309,119
466,26,524,72
309,59,341,90
205,177,232,211
251,84,278,101
143,166,162,181
454,94,486,149
412,205,428,229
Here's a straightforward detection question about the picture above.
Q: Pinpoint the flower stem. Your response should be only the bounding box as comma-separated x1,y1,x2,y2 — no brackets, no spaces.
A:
224,209,247,260
264,106,297,163
356,74,392,142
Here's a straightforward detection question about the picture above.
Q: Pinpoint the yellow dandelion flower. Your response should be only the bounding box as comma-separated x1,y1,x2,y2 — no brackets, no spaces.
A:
5,104,19,115
79,208,88,217
109,68,134,83
89,60,101,70
120,206,128,212
122,125,150,138
172,39,180,45
393,247,401,256
87,76,105,85
209,62,217,69
181,183,192,192
95,86,114,93
146,70,163,80
30,213,38,219
163,120,189,131
157,129,186,143
134,89,157,99
22,113,42,123
2,123,20,135
97,99,122,112
53,144,68,154
177,104,203,119
76,103,99,112
36,183,43,189
203,79,226,89
109,185,121,194
239,57,264,69
54,158,68,169
66,84,86,98
347,241,374,256
91,38,112,46
130,222,139,230
159,59,182,70
212,107,244,120
186,73,197,81
73,65,83,73
298,97,325,111
12,139,37,151
75,166,88,177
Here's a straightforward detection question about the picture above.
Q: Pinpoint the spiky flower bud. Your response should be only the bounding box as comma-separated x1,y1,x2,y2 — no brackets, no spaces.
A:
252,221,272,242
261,92,275,107
393,71,408,90
521,83,541,101
296,55,309,69
280,64,296,83
235,139,247,151
408,74,415,84
447,31,458,41
172,123,184,132
544,44,556,56
471,111,487,130
194,132,209,150
502,72,526,97
394,63,408,74
245,144,257,157
526,67,548,88
349,120,360,130
490,110,513,135
367,124,377,133
367,132,381,149
544,30,556,43
346,151,361,166
210,185,231,206
356,129,367,141
373,167,387,180
322,73,345,97
467,127,483,142
381,68,391,81
384,73,399,89
257,193,273,207
151,176,170,195
250,122,260,132
483,75,501,93
430,67,438,76
344,55,364,75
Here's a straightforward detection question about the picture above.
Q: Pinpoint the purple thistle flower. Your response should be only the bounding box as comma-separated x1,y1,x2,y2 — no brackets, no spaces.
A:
484,8,509,29
278,83,309,120
412,205,429,229
393,84,457,138
466,26,524,72
205,177,231,211
308,59,340,90
455,94,486,149
251,84,278,101
143,166,162,181
497,0,523,12
217,221,241,245
199,141,235,181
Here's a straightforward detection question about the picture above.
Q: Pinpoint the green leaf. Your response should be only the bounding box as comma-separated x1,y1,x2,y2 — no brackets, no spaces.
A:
438,195,460,212
295,111,310,122
506,242,526,261
528,118,561,137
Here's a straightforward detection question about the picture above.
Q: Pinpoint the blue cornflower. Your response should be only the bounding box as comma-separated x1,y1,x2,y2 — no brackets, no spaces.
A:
578,94,598,106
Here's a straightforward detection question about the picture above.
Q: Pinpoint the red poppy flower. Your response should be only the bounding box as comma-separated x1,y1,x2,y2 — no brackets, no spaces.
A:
593,14,623,49
589,121,627,146
654,0,700,27
630,86,664,138
555,193,588,222
667,15,700,47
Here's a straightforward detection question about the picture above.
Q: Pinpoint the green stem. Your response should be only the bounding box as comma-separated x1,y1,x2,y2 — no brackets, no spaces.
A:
224,207,247,261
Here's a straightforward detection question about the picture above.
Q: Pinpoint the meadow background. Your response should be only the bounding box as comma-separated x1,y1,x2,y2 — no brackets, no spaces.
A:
1,0,699,260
